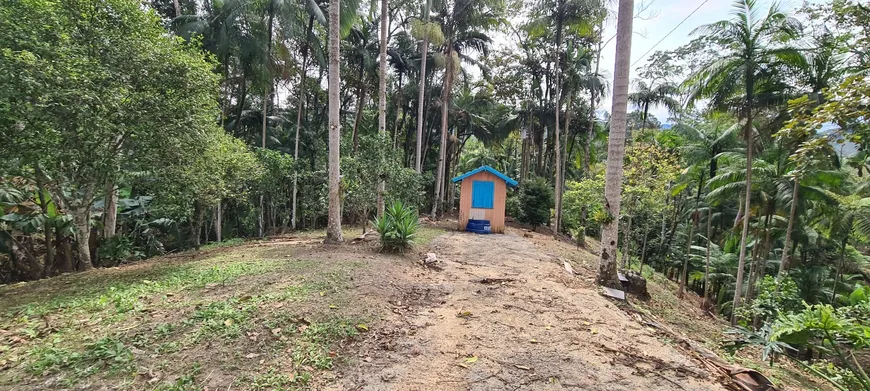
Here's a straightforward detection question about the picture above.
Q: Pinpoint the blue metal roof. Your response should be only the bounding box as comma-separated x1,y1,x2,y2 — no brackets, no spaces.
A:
451,165,519,188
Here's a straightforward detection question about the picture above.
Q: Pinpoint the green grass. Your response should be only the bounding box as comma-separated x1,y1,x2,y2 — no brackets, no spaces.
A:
0,240,375,390
27,336,135,382
200,238,245,250
5,257,278,318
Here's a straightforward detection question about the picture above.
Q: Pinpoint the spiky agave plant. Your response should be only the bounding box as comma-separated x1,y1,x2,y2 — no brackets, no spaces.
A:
373,201,419,253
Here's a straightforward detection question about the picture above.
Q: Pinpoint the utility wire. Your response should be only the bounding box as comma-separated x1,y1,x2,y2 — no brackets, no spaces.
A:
630,0,712,68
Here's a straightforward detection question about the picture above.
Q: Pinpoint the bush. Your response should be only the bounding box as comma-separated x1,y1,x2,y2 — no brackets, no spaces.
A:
505,191,521,218
373,201,419,253
516,177,553,229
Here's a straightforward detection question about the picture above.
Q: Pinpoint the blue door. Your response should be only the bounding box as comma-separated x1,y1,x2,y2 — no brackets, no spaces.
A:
471,180,495,209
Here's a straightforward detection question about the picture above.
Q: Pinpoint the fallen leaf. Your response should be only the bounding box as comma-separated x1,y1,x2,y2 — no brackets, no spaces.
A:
456,363,469,369
356,323,369,332
545,325,552,330
271,328,282,336
456,311,473,318
319,291,326,297
582,321,591,326
244,353,261,359
515,364,531,371
464,356,478,364
530,339,539,343
224,319,234,327
329,304,338,309
590,328,598,335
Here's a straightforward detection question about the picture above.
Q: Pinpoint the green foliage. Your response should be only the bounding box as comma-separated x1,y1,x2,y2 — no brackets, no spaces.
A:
562,173,605,235
516,178,554,228
373,201,419,253
96,236,139,267
28,337,134,379
738,277,804,327
771,303,870,390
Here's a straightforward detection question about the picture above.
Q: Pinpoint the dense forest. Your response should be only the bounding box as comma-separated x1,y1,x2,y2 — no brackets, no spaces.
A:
2,0,870,388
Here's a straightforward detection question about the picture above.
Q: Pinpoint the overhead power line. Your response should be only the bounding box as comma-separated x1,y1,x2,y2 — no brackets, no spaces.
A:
630,0,712,68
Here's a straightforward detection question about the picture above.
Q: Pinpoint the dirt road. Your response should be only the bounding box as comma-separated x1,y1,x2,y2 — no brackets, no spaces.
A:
333,228,727,391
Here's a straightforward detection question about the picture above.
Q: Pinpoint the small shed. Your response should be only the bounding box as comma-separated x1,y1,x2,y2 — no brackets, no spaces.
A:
452,165,518,234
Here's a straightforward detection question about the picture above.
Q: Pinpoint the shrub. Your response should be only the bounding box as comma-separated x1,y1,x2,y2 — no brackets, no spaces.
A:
516,177,553,229
373,201,419,253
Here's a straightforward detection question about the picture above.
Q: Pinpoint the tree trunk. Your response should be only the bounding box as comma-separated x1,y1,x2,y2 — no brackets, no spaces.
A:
352,85,366,153
103,181,118,239
553,6,564,236
704,208,713,306
326,0,344,243
71,205,94,271
431,43,453,218
680,210,697,298
639,222,649,273
377,0,388,218
415,0,431,173
621,206,633,268
559,93,572,225
731,110,753,326
214,202,223,243
597,0,634,289
292,15,314,231
172,0,181,16
748,209,773,301
778,177,799,279
831,235,849,304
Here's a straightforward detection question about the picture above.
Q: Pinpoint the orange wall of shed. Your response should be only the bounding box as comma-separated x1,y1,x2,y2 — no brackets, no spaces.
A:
457,171,507,233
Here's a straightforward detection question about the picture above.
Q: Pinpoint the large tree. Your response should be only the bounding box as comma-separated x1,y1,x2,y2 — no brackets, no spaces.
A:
0,0,224,269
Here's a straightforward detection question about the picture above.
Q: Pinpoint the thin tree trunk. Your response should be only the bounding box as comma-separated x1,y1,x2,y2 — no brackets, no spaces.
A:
431,43,453,218
680,210,697,298
103,181,118,238
560,94,572,220
553,5,564,236
326,0,344,243
377,0,388,218
731,110,753,326
704,208,713,306
352,86,366,153
621,205,633,268
638,222,649,273
172,0,181,16
597,0,634,289
778,177,799,279
36,185,54,277
214,202,223,242
831,235,849,304
415,0,431,173
581,34,603,231
292,15,315,231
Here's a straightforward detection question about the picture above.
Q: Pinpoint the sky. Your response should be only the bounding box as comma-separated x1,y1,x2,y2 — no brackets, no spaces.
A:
497,0,808,125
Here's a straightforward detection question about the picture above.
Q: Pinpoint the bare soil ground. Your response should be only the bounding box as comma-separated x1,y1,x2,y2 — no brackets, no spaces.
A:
331,227,728,391
0,224,825,390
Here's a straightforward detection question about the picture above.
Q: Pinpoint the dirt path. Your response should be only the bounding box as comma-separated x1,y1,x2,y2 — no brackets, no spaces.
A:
333,228,728,391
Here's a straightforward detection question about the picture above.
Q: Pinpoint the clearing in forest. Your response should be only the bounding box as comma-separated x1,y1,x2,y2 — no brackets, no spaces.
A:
0,225,820,390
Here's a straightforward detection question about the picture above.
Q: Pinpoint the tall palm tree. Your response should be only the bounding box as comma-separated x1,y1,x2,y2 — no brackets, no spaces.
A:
415,0,435,173
377,0,388,218
628,80,680,129
326,0,343,243
683,0,801,324
430,0,504,218
598,0,633,289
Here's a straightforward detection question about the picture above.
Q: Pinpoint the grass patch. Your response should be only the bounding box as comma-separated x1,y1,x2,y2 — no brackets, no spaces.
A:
200,238,245,250
7,258,277,318
27,337,135,382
